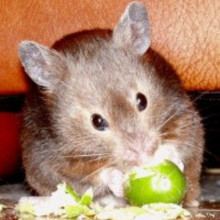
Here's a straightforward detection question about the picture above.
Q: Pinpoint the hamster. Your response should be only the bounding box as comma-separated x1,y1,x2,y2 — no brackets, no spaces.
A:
18,2,204,207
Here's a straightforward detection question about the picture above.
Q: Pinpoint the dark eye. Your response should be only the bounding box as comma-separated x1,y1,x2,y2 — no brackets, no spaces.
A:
136,92,147,111
91,114,109,131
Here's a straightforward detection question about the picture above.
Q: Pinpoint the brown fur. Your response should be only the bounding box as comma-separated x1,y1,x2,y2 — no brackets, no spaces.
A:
19,2,204,207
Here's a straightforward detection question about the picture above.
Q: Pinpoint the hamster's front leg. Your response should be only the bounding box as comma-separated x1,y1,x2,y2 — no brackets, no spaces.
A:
96,168,127,207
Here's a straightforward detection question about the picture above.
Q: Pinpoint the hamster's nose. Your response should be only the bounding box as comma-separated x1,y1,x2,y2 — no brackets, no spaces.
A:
122,148,156,166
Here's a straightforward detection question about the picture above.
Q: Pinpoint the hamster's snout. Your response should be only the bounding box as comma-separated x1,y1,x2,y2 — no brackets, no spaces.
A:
117,133,184,172
120,133,159,166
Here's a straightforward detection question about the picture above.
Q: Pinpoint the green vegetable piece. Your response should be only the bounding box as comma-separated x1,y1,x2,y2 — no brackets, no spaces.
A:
80,188,93,206
65,205,84,218
96,204,191,220
0,204,5,212
64,187,94,218
96,206,146,220
125,160,186,206
64,184,80,202
143,203,191,219
65,204,93,218
17,203,35,216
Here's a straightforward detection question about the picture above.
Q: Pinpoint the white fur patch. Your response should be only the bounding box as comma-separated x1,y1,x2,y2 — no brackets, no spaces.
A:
99,168,124,198
154,143,184,172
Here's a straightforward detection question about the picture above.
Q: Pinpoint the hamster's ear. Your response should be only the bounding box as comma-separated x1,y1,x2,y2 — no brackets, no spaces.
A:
18,41,65,89
113,2,151,55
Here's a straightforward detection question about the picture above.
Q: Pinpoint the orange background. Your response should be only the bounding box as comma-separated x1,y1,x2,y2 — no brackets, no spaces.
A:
0,0,219,178
0,0,219,94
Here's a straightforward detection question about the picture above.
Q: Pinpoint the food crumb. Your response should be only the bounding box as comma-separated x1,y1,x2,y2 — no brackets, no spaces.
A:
195,213,206,218
208,213,215,218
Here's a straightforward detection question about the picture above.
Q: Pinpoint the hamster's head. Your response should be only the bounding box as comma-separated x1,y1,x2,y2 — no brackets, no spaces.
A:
19,2,190,181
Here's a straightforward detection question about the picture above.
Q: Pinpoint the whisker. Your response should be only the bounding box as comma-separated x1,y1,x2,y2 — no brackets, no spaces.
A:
188,91,208,104
156,108,183,132
56,153,112,158
80,161,115,182
163,139,203,149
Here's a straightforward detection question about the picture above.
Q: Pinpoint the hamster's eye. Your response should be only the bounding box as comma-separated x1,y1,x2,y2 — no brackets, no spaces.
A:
91,114,109,131
136,93,147,111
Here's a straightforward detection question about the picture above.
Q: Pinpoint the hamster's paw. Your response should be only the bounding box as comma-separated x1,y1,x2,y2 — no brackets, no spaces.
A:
170,157,184,172
184,199,200,207
98,194,127,208
154,143,184,171
99,168,124,198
